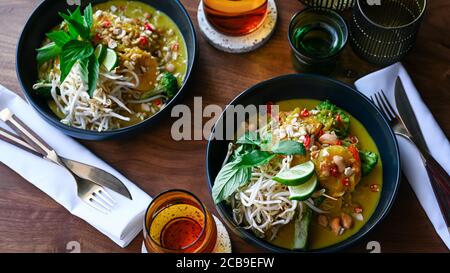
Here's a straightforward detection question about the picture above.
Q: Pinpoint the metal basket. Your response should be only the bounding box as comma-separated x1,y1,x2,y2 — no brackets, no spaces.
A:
299,0,355,11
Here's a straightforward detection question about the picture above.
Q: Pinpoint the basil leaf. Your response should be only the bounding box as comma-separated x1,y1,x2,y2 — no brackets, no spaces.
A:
83,3,93,29
271,140,306,155
212,160,251,204
60,40,93,82
59,6,90,40
236,150,275,168
259,133,273,151
46,31,71,47
236,131,260,146
36,42,61,63
62,16,90,40
87,54,99,97
78,55,99,98
59,7,84,39
78,57,89,85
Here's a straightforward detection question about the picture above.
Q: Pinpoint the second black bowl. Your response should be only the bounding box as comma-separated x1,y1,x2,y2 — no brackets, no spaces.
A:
206,74,401,252
16,0,197,140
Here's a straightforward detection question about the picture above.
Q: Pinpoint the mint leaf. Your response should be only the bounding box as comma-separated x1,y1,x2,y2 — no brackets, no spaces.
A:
236,150,275,168
36,42,61,63
212,159,251,204
87,54,99,97
83,4,93,29
46,31,71,47
271,140,306,155
60,40,93,82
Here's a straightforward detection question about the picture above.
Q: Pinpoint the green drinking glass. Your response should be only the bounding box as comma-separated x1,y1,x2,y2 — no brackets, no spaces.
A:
288,8,348,75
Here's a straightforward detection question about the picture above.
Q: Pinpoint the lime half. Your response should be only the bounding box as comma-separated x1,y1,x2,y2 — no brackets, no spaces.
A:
273,161,315,186
102,48,119,71
288,175,318,201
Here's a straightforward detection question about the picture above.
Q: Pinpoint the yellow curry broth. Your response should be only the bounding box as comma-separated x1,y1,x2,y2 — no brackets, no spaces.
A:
45,1,188,129
271,99,382,250
94,0,187,86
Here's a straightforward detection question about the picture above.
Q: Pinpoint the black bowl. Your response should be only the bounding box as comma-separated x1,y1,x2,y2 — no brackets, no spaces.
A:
16,0,197,140
206,74,401,252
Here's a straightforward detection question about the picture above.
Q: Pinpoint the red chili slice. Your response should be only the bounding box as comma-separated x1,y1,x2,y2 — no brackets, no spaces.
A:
330,166,339,177
102,20,111,28
341,177,350,187
139,36,148,46
301,108,309,117
348,145,360,161
144,23,154,31
303,135,311,148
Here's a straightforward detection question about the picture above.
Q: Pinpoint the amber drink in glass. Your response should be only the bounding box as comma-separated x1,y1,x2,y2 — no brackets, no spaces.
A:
203,0,268,36
144,189,217,253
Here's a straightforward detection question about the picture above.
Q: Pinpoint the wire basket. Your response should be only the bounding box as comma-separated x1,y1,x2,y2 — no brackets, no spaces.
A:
299,0,355,11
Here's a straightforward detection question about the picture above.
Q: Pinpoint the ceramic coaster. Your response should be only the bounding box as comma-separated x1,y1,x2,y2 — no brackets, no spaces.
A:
197,0,278,53
141,215,232,253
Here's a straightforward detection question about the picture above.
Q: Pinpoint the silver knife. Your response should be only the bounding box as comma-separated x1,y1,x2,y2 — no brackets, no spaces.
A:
394,76,429,153
0,126,132,200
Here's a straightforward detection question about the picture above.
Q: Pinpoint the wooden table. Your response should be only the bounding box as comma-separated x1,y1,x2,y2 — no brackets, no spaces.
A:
0,0,448,253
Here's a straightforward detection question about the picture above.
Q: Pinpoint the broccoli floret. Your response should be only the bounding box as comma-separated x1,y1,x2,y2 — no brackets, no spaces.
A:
359,150,378,176
317,100,338,112
157,72,178,98
316,100,350,138
140,72,178,100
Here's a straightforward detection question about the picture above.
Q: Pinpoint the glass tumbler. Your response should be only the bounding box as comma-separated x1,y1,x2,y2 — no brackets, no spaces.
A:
143,189,217,253
350,0,427,65
203,0,269,36
288,8,348,75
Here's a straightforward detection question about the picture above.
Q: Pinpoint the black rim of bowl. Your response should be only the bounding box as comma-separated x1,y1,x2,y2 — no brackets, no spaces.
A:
205,73,401,253
16,0,197,139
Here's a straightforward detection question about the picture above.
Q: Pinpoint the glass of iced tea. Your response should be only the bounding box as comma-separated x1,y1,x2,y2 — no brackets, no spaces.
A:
203,0,269,36
143,189,217,253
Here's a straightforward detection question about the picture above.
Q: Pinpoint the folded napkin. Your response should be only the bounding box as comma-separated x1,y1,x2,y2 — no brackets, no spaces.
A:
355,63,450,250
0,85,152,248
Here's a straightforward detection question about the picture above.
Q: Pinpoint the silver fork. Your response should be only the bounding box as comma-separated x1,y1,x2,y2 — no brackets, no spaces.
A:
370,90,450,230
0,108,115,214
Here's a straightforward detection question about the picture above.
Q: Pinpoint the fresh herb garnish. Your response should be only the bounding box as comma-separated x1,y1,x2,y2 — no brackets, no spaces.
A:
212,159,251,205
212,131,307,204
36,4,99,97
236,150,275,168
271,140,306,155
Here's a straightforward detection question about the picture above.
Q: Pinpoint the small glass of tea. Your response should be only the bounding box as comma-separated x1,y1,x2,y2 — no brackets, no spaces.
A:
203,0,269,36
143,189,217,253
288,8,348,75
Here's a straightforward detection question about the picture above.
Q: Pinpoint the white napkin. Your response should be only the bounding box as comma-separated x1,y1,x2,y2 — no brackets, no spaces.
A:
355,63,450,250
0,85,152,248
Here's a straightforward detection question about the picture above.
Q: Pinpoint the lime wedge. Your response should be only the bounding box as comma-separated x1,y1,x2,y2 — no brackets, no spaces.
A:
273,161,315,186
288,175,318,201
102,48,119,71
94,44,106,64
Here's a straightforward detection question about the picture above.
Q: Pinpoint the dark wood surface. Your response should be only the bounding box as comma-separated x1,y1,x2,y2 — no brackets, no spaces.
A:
0,0,448,253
